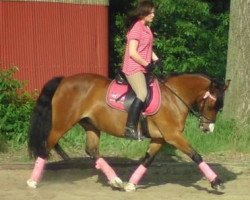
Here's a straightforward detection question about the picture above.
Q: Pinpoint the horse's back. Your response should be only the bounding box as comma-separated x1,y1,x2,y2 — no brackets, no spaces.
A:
62,73,110,86
56,73,110,93
52,73,110,106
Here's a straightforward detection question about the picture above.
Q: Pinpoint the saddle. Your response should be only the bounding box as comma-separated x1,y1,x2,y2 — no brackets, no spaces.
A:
106,71,161,116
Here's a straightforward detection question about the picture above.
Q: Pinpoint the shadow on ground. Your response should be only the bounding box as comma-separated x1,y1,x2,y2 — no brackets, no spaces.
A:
40,156,239,194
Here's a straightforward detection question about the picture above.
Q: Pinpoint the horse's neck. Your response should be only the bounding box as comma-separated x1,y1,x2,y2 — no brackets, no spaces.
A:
165,74,211,106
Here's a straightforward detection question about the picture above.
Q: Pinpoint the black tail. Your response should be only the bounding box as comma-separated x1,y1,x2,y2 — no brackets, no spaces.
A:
28,76,63,159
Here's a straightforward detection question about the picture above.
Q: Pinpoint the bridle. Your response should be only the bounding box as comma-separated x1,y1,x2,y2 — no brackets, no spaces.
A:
199,91,217,124
163,84,217,124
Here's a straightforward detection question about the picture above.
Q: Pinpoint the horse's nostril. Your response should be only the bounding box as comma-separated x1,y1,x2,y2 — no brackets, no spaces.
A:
203,127,209,132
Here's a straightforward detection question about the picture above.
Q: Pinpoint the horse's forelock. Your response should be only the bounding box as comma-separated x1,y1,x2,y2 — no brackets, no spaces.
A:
210,79,226,111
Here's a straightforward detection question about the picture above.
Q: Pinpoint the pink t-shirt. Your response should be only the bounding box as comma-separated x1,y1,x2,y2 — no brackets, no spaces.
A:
122,20,153,75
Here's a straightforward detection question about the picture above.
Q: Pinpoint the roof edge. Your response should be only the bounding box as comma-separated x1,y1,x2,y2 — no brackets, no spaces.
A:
1,0,109,6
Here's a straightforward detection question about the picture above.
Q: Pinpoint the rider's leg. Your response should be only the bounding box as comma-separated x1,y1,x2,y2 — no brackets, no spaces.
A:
124,72,147,140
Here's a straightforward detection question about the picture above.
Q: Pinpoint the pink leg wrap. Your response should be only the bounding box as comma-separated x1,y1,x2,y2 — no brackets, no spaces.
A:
95,158,117,181
129,165,147,185
31,157,47,182
199,161,217,182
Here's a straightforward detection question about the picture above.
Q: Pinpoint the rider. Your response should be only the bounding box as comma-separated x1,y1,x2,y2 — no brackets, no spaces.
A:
122,0,160,140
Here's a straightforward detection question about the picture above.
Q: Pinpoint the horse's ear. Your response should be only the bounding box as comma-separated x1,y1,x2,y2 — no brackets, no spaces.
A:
209,80,219,90
224,79,231,91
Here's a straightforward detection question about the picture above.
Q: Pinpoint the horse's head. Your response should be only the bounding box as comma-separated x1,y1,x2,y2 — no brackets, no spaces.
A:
198,79,230,133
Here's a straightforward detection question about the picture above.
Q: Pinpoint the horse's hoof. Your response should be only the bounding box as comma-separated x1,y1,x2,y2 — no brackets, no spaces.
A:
123,182,136,192
211,177,225,191
109,177,123,189
27,179,37,188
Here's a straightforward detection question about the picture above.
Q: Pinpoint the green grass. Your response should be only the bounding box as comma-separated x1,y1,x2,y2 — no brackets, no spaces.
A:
0,135,8,152
1,114,249,161
61,115,250,158
184,114,250,154
59,125,150,159
56,114,250,159
99,133,150,159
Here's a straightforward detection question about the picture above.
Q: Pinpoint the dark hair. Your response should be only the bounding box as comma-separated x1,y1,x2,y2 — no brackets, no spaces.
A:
134,0,155,19
127,1,155,30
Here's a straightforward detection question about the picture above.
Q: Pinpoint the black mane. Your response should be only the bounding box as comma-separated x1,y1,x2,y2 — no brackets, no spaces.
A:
159,72,224,87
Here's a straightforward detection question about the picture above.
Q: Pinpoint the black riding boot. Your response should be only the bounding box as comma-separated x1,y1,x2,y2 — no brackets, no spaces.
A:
124,97,144,140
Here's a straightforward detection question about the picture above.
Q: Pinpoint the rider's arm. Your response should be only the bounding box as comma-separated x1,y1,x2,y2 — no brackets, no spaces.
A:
129,39,149,67
152,51,159,62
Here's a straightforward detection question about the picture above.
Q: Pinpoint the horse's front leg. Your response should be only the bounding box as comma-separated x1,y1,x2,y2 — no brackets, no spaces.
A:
166,132,224,190
82,123,123,189
95,157,123,189
124,138,165,192
190,150,224,190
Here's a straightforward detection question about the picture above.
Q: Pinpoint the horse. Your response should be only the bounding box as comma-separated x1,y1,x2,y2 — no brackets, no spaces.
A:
27,72,230,191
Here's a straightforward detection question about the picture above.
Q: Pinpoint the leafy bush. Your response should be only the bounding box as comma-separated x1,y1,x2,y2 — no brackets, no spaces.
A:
0,67,35,146
110,0,229,79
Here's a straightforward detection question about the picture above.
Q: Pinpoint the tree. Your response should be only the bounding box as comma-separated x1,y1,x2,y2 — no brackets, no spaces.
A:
110,0,229,79
223,0,250,132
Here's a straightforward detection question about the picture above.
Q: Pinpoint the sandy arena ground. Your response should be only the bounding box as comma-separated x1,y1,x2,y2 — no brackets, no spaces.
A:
0,155,249,200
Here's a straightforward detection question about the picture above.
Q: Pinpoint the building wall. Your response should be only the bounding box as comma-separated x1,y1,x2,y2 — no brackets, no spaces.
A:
0,0,109,91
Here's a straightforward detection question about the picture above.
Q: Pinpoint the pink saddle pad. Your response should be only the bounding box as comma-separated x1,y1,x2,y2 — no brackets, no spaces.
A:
106,79,161,116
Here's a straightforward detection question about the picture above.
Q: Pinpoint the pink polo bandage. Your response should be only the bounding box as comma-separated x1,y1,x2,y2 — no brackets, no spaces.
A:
129,165,147,185
198,161,217,182
95,158,117,181
30,157,47,182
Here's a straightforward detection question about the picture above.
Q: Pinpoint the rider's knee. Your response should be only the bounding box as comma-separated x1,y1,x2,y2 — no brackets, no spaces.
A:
137,90,147,102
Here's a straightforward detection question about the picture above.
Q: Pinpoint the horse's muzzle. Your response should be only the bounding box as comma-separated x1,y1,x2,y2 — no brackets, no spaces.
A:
200,122,215,133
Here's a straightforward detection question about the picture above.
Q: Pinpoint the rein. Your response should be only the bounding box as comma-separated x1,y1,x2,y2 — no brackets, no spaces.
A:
159,78,215,123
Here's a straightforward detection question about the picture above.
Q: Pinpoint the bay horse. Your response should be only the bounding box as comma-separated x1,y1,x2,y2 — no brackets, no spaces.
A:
27,72,230,191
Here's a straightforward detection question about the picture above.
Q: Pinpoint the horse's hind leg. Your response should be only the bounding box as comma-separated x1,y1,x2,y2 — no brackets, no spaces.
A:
27,105,81,188
54,143,70,161
27,126,74,188
80,121,123,189
124,138,165,192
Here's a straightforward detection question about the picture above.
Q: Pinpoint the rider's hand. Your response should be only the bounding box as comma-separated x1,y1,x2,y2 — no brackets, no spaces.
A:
146,59,163,72
153,59,163,68
146,62,155,72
